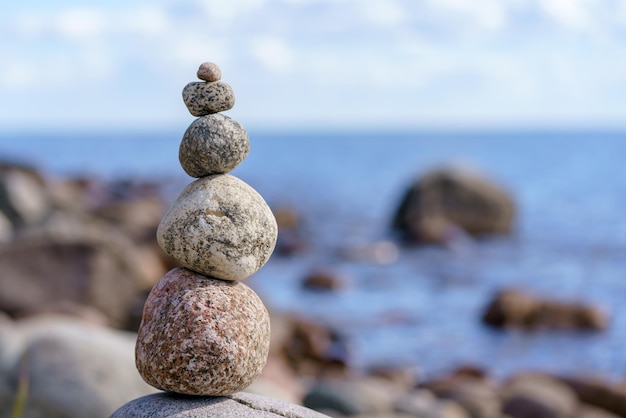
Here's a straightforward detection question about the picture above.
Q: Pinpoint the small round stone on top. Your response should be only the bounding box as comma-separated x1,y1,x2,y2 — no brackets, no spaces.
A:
182,81,235,117
179,113,250,177
197,62,222,82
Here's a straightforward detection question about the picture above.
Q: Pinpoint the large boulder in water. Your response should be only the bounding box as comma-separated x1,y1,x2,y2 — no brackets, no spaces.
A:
391,167,515,244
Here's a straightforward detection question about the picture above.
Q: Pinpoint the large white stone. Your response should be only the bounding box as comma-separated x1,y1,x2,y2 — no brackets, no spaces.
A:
157,174,277,281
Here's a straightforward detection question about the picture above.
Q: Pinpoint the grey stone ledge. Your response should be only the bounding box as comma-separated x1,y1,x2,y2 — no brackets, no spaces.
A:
111,391,331,417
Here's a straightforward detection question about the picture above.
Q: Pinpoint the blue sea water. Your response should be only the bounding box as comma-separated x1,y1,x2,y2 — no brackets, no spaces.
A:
2,129,626,380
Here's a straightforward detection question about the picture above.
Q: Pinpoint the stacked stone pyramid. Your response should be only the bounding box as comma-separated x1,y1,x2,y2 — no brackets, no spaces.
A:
134,62,278,396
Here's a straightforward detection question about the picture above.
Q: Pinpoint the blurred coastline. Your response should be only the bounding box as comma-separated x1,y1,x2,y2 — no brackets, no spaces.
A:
1,129,625,378
3,129,626,416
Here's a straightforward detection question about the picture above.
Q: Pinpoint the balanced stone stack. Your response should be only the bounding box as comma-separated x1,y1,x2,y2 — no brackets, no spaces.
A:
113,62,328,417
134,62,277,396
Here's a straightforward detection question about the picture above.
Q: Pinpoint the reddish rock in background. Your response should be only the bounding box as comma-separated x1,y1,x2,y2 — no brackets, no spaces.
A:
272,314,350,379
501,374,579,418
273,206,309,256
482,289,608,331
556,375,626,417
301,268,348,292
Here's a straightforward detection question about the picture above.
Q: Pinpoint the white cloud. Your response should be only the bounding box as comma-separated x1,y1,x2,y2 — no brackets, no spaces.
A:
12,12,47,38
357,1,408,28
120,6,170,36
1,0,626,129
250,37,294,74
617,2,626,24
539,0,591,30
170,37,230,69
80,46,117,80
423,0,509,31
1,60,36,89
199,0,267,26
281,0,352,5
54,8,108,39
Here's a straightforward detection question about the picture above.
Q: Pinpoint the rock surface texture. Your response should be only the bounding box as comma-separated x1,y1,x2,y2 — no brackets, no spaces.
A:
156,174,277,281
197,62,222,82
111,391,330,418
135,268,270,395
130,61,326,417
182,81,235,116
179,114,250,177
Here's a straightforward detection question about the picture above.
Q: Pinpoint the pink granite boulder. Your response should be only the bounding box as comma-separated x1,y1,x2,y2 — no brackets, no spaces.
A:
135,268,271,396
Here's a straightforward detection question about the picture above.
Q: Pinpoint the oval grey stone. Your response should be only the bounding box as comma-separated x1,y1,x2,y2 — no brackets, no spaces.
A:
179,114,250,177
112,391,331,417
135,268,271,396
157,174,277,281
197,62,221,82
182,81,235,117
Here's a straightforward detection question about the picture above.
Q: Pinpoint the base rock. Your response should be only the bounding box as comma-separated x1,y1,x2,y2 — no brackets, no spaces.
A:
111,391,330,418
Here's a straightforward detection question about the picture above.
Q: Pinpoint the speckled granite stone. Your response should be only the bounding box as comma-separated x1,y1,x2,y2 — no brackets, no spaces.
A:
111,391,331,417
182,81,235,117
135,268,271,396
156,174,278,281
197,62,221,82
179,114,249,177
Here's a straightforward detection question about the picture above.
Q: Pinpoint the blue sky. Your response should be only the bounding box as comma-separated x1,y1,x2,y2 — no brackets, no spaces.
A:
1,0,626,131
